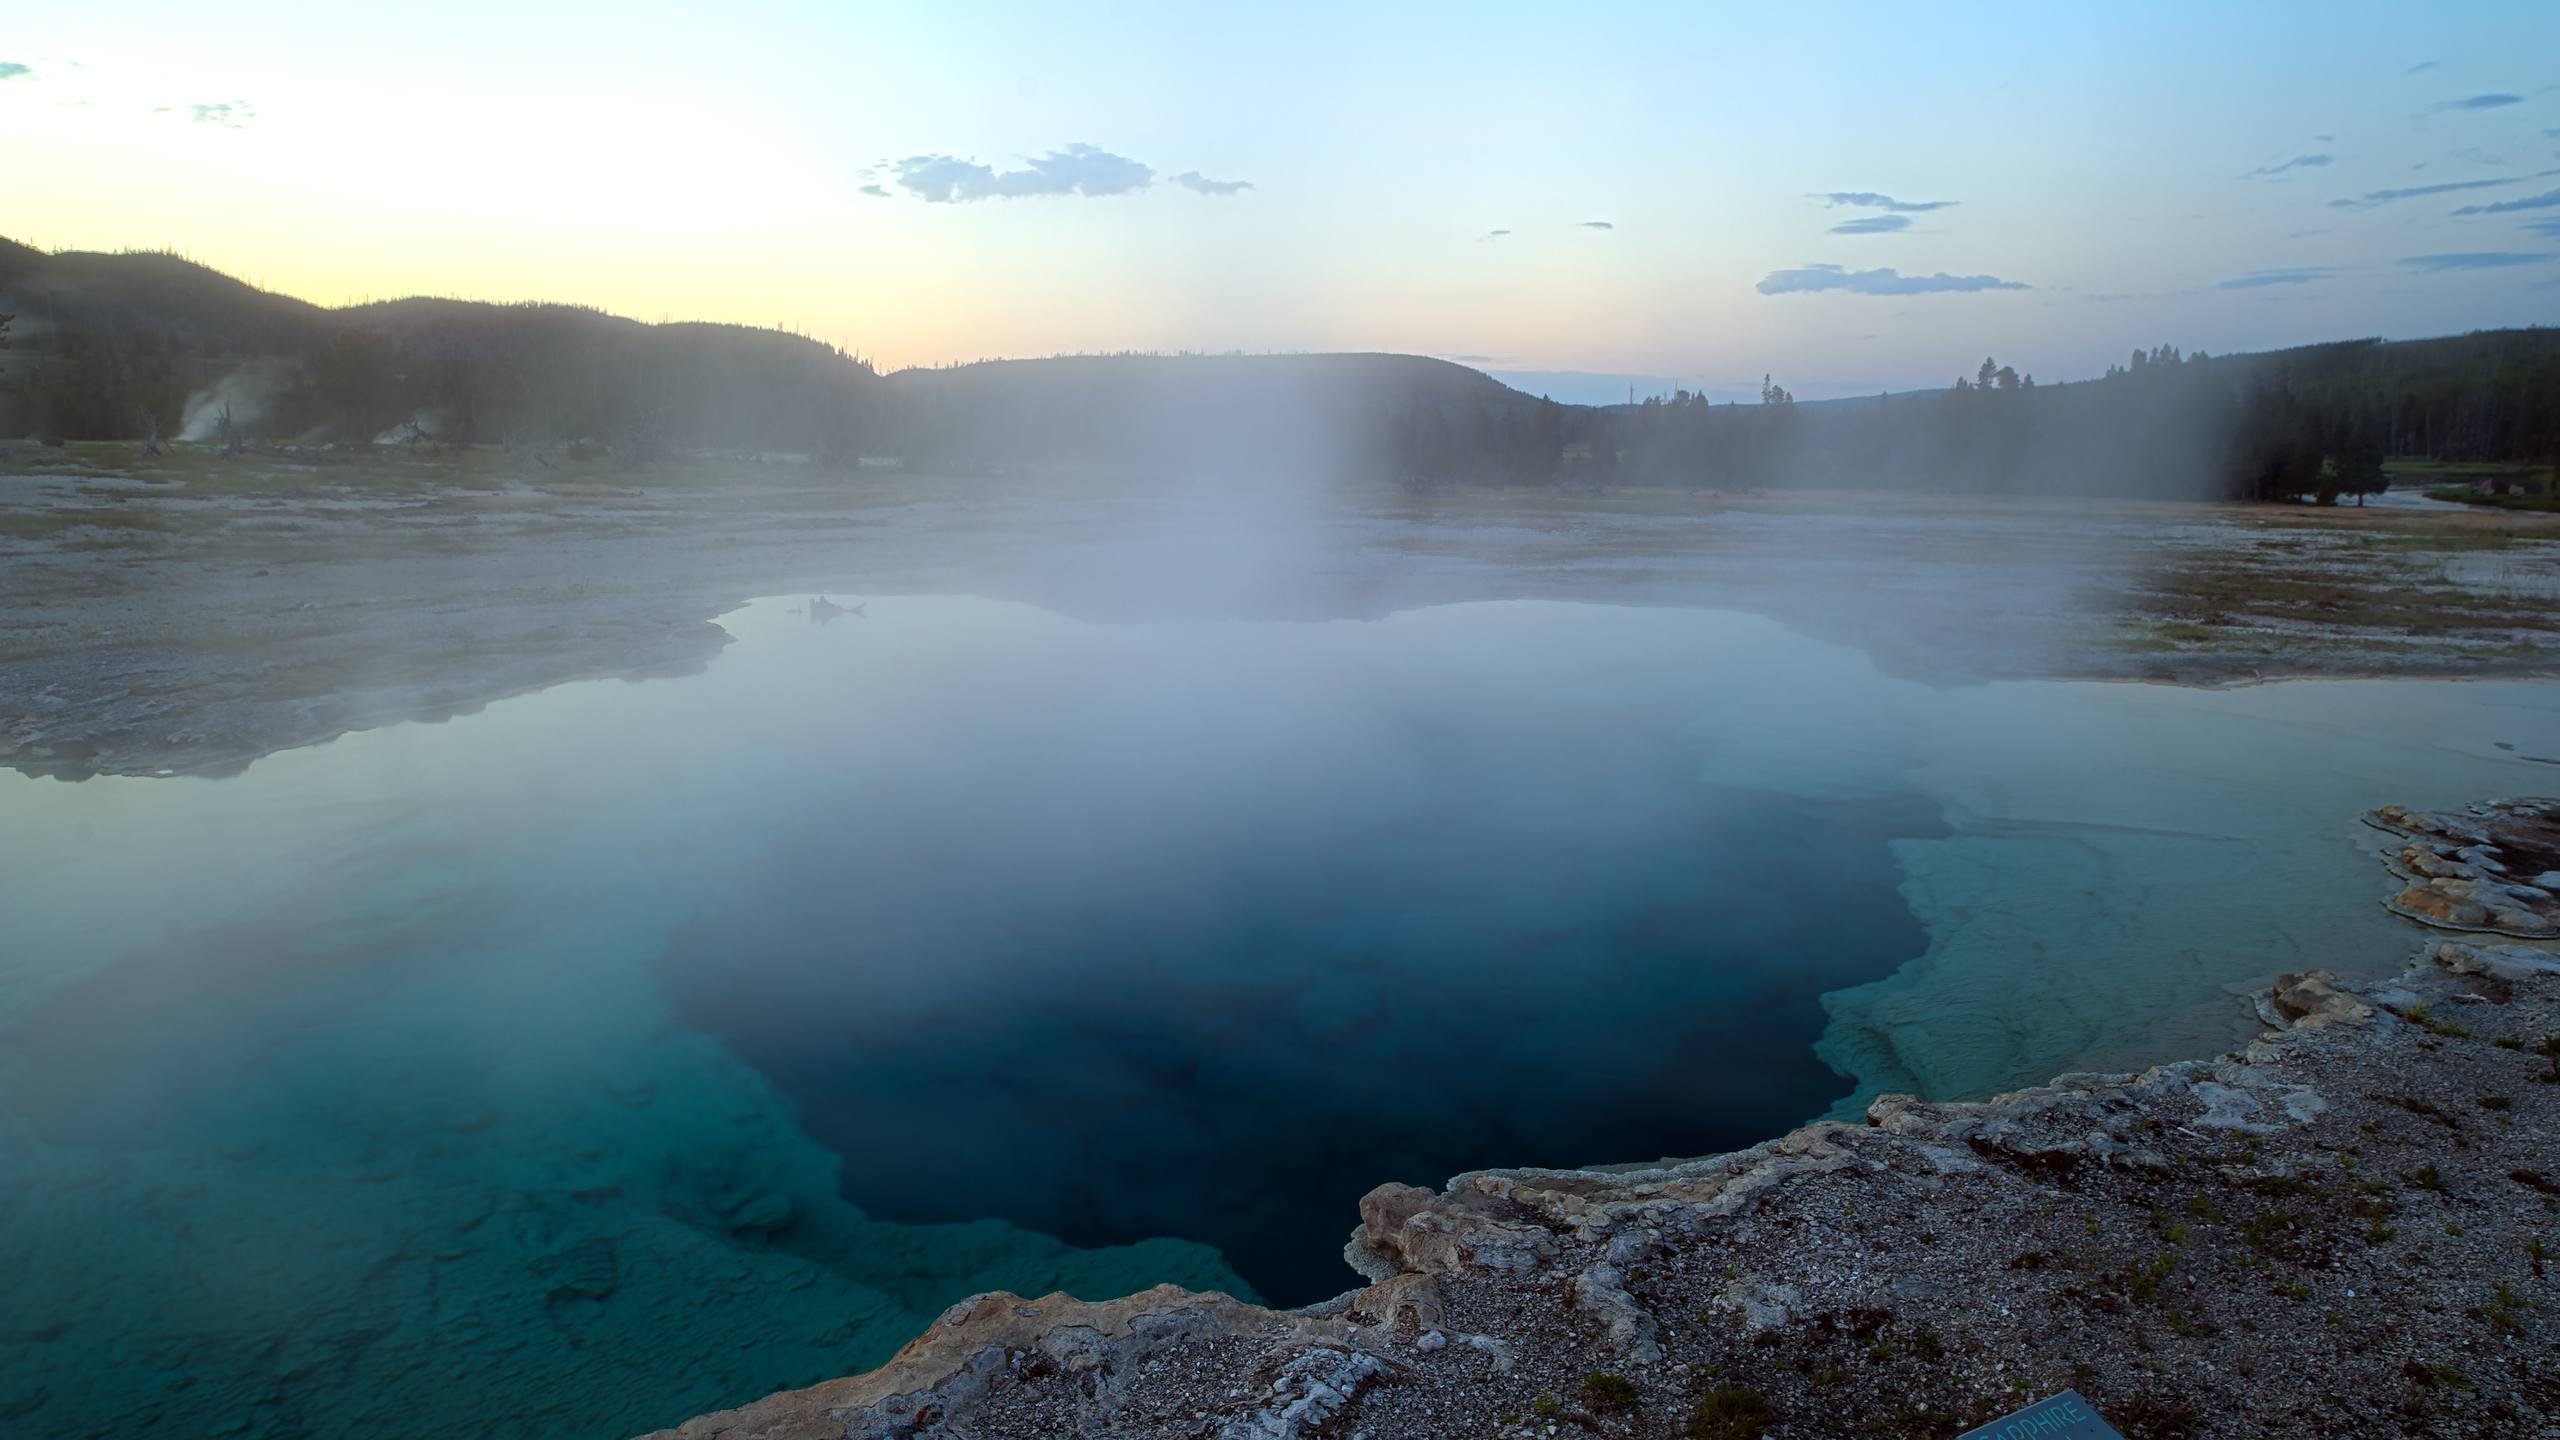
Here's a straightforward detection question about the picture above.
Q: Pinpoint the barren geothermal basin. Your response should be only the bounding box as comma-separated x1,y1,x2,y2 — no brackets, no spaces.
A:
1,596,2554,1439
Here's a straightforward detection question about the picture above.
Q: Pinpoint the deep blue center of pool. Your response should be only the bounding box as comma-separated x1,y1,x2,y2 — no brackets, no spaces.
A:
666,768,1938,1303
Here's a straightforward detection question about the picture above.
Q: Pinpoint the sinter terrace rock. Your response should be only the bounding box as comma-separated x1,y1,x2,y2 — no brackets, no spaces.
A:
2367,797,2560,939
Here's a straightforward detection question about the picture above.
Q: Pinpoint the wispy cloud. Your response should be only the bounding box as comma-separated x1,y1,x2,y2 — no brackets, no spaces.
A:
1818,191,1957,213
856,183,889,198
2218,267,2336,288
2330,176,2519,208
2452,187,2560,215
1757,263,2028,296
2399,250,2558,272
892,143,1154,202
2430,93,2523,113
1578,220,1615,230
2404,60,2439,76
0,61,32,82
1829,214,1912,235
2524,217,2560,239
188,101,253,128
1482,229,1511,239
2244,154,2333,178
1172,170,1252,196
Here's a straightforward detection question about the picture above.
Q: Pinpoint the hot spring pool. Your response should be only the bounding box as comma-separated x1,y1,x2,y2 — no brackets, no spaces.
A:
1,595,2551,1437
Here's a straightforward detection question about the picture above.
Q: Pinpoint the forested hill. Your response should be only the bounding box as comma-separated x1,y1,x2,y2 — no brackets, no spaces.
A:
0,242,879,455
2,238,2554,502
885,353,1568,479
1587,331,2560,501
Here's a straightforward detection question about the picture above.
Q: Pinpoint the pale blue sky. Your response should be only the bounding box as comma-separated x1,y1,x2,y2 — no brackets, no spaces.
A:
7,0,2559,397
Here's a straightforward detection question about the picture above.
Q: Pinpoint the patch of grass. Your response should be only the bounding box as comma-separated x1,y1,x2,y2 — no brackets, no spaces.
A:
2407,1359,2474,1390
2126,1251,2178,1304
2159,561,2560,635
2398,1000,2477,1039
2433,488,2560,514
1683,1387,1771,1440
2162,1309,2216,1339
0,505,174,539
2245,1208,2310,1260
1581,1372,1638,1415
2346,528,2536,554
2478,1281,2530,1335
2379,1093,2464,1129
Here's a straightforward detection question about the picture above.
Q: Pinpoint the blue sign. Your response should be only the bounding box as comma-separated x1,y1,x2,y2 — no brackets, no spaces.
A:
1957,1390,2127,1440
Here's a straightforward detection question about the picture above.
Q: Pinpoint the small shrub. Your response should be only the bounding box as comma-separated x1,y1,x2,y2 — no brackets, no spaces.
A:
2480,1280,2529,1334
2128,1252,2178,1304
2422,1361,2472,1390
1582,1372,1638,1415
1684,1387,1772,1440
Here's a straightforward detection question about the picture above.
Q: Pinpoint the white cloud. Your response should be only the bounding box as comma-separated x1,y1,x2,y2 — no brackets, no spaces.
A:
1173,171,1252,196
892,143,1154,203
1818,191,1957,212
1757,263,2028,296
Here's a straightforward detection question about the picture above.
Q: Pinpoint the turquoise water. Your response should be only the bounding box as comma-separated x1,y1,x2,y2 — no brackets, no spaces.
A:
1,596,2552,1438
